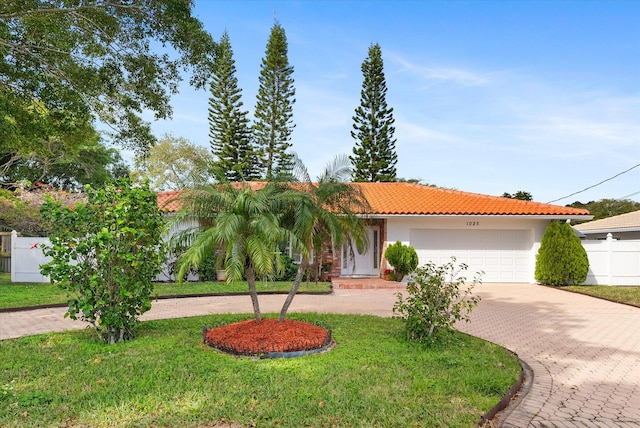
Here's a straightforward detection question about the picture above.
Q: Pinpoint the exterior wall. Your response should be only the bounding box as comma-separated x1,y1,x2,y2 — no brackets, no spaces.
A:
384,216,551,283
582,235,640,286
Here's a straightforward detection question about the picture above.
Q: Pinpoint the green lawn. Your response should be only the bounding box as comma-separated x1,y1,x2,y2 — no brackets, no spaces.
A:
0,273,330,310
0,313,521,427
563,285,640,307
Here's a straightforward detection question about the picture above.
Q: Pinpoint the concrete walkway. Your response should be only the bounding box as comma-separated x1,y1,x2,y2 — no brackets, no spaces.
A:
1,283,639,427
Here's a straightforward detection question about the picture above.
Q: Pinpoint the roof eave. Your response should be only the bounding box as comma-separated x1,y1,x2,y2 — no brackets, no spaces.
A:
366,214,593,220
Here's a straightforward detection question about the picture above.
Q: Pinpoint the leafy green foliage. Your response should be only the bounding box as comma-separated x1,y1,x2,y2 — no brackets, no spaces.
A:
130,134,213,191
384,241,418,281
350,43,397,182
209,31,260,181
40,179,165,344
274,254,298,282
173,181,292,322
0,194,46,236
568,198,640,221
276,155,370,321
253,23,296,180
0,99,127,190
502,190,533,201
0,186,87,236
0,1,217,153
394,258,482,342
535,220,589,286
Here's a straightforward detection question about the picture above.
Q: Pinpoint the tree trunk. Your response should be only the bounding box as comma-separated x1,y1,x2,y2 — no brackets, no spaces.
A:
278,260,307,322
245,263,262,322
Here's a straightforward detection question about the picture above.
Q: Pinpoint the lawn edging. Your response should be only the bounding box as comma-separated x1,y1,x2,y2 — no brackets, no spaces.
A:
479,358,532,426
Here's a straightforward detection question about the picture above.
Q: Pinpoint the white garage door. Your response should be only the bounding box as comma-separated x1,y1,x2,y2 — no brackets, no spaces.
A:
410,229,532,283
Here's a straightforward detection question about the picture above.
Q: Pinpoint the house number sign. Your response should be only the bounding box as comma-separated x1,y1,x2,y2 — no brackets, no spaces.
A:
466,221,480,226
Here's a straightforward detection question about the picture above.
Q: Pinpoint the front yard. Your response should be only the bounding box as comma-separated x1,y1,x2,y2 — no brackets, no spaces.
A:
0,273,330,310
0,313,520,427
563,284,640,307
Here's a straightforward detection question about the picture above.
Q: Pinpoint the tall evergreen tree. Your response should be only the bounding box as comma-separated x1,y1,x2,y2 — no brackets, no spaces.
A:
208,31,259,181
350,43,398,182
253,23,296,180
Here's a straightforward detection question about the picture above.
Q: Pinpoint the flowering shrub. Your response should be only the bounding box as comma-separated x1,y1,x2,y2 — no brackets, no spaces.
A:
393,258,482,343
40,179,165,344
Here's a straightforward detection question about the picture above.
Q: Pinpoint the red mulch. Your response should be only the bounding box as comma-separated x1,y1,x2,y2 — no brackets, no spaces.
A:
204,319,331,356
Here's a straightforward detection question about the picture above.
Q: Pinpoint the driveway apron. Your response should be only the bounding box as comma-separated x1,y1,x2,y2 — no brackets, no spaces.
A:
1,283,639,427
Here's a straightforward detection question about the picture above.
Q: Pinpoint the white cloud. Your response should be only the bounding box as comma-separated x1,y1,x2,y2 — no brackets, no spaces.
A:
389,54,491,87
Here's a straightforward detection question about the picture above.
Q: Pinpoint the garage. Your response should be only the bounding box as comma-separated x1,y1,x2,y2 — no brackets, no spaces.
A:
410,229,533,283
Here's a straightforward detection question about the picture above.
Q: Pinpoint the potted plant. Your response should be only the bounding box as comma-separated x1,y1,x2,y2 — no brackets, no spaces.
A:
383,269,392,281
320,260,333,281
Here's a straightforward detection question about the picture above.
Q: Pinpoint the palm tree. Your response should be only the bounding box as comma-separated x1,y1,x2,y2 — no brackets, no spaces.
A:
277,155,370,322
172,180,293,322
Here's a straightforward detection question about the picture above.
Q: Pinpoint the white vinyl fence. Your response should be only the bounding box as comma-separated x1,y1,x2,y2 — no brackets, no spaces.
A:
10,230,51,283
9,226,199,283
582,234,640,286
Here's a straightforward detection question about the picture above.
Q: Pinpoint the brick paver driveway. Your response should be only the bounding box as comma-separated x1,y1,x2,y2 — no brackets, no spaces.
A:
456,283,640,427
1,283,639,426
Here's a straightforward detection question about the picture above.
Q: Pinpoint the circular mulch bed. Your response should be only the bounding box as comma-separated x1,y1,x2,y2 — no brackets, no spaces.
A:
203,319,333,358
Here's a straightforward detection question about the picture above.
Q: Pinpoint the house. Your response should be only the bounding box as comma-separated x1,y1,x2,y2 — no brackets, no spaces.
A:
157,182,591,284
573,210,640,241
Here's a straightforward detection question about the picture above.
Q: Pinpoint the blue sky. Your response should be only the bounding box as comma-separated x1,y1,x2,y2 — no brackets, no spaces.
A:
146,0,640,204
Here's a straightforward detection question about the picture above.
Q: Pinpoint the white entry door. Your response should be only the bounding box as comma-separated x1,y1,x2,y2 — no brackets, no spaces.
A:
341,226,380,277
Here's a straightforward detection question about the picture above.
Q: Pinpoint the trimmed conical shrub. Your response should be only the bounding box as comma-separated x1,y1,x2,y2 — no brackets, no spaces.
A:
384,241,418,281
535,221,589,286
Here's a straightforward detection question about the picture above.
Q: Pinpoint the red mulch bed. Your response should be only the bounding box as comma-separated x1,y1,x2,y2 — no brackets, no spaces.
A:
204,319,332,357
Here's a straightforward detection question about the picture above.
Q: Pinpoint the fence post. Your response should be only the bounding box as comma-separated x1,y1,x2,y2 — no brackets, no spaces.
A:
606,233,613,286
10,230,17,283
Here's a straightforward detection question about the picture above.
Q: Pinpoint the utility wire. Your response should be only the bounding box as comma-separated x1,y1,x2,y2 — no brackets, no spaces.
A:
618,190,640,200
547,163,640,204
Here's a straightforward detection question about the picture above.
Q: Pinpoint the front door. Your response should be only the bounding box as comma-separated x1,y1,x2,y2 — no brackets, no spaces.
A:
341,226,380,277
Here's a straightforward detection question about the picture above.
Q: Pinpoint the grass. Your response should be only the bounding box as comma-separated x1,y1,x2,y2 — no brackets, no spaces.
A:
563,285,640,307
0,273,330,310
0,313,521,427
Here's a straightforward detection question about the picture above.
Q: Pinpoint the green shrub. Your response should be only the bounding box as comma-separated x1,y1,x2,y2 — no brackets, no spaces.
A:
384,241,418,281
535,220,589,286
393,258,481,342
272,254,297,281
40,179,165,344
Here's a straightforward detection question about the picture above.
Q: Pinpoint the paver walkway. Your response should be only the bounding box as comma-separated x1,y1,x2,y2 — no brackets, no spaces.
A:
1,283,639,427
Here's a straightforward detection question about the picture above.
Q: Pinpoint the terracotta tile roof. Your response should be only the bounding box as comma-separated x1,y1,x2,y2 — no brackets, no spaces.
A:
574,210,640,232
353,182,590,216
157,190,183,212
157,182,590,217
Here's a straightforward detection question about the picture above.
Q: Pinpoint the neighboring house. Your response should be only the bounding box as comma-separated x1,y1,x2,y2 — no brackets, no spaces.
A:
157,182,590,284
574,210,640,241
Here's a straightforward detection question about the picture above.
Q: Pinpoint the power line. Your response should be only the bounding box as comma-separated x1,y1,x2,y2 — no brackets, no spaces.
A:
546,163,640,204
618,190,640,200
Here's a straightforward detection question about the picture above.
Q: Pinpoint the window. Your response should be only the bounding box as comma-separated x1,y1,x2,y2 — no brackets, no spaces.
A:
285,238,311,265
373,229,379,269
